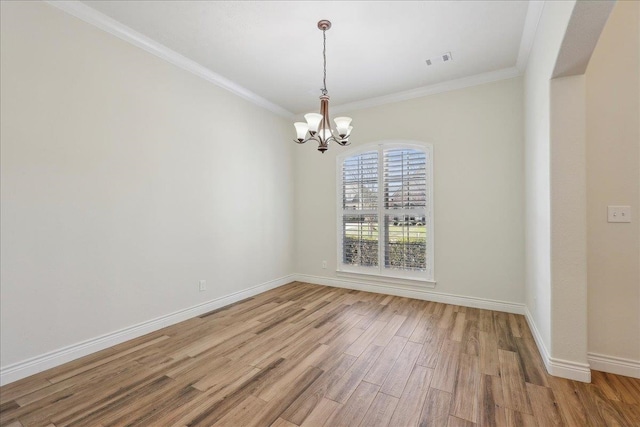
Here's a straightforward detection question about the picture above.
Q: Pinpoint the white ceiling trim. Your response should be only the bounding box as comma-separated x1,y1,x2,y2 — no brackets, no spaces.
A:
45,1,537,120
329,66,520,115
516,1,546,72
45,0,295,119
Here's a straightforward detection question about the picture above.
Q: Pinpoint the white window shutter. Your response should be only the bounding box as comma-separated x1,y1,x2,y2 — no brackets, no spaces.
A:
338,143,433,282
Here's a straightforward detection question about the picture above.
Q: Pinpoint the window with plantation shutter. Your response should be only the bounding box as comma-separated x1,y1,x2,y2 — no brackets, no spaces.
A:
337,142,434,282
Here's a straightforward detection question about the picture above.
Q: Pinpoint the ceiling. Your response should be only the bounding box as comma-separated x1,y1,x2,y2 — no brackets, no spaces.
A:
72,1,538,117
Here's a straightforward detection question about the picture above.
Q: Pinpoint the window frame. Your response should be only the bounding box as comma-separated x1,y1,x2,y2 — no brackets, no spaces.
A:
336,141,435,283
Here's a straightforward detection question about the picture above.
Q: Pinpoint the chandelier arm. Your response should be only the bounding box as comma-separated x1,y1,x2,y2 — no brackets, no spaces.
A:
328,129,350,142
334,134,351,146
294,133,348,146
324,135,343,145
293,135,321,145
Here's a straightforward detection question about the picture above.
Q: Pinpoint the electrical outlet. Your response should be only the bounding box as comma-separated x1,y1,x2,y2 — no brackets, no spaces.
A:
199,280,206,291
322,260,327,269
608,206,631,223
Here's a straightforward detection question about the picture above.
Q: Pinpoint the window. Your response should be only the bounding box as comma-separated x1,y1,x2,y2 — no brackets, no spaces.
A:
337,142,434,282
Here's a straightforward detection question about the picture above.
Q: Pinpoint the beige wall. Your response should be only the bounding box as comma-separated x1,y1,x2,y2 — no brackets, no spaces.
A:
586,0,640,366
294,78,525,305
550,74,588,368
524,0,576,360
0,1,294,371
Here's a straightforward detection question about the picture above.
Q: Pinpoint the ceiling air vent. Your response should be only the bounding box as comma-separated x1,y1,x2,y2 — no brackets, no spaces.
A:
426,52,453,66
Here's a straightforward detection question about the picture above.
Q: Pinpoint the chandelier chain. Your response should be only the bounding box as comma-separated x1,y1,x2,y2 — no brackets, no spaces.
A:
322,28,328,95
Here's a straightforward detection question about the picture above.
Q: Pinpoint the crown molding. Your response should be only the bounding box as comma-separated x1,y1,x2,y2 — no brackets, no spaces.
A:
321,2,542,115
44,1,295,119
329,66,521,115
516,1,545,71
46,1,537,120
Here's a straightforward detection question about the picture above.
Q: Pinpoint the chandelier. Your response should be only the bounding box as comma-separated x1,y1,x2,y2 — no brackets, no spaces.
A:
294,20,353,153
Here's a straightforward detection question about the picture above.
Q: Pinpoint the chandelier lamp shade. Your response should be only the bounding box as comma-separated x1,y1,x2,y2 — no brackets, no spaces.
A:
294,20,353,153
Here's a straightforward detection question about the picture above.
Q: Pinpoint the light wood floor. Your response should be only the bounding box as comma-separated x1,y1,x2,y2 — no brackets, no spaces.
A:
1,282,639,426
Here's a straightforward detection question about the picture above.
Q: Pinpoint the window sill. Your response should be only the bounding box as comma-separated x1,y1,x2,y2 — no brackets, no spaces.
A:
336,269,436,289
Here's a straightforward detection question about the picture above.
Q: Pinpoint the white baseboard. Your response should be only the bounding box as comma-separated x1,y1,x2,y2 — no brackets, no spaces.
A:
7,274,615,386
0,274,295,386
523,306,552,371
588,352,640,379
294,273,526,315
547,356,592,383
524,307,591,382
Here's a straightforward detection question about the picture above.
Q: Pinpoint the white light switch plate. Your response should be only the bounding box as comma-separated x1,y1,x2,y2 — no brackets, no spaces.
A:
607,206,631,223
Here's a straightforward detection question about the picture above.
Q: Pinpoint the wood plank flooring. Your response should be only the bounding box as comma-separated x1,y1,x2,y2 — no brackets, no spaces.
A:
1,282,639,426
